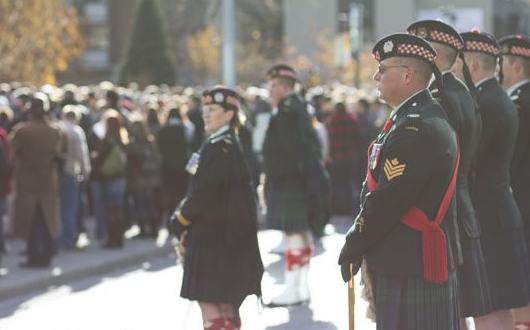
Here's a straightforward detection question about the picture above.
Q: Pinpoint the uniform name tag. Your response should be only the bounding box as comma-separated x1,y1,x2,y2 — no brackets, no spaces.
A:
369,143,382,169
185,152,201,175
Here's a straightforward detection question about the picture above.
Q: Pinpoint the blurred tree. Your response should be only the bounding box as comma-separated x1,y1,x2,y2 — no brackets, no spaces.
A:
188,26,221,84
161,0,282,85
0,0,85,85
120,0,176,86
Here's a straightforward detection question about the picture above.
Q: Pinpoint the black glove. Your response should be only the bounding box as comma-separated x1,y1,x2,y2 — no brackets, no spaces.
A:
338,243,362,282
169,211,188,239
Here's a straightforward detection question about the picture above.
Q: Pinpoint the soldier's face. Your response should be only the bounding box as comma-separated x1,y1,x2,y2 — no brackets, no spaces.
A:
501,56,518,89
202,104,234,134
269,78,287,106
373,58,409,107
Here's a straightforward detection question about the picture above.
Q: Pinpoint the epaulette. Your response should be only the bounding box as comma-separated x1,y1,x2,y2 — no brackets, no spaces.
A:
210,133,232,144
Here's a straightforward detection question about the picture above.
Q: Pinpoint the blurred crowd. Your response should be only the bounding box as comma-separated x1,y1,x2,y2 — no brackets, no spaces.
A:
0,81,389,268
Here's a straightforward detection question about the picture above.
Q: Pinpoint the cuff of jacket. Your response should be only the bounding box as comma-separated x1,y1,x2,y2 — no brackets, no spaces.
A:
176,211,191,227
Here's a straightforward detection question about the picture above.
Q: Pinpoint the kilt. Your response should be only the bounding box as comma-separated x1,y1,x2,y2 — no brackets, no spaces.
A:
481,227,530,311
374,270,460,330
180,233,263,307
458,236,493,317
265,179,309,232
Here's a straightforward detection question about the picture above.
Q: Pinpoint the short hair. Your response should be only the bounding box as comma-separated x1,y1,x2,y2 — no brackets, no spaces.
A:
466,52,497,72
399,57,433,85
433,42,459,68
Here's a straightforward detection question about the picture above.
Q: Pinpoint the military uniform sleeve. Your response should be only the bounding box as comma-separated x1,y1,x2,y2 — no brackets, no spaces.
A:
510,98,530,177
176,139,232,224
343,122,435,258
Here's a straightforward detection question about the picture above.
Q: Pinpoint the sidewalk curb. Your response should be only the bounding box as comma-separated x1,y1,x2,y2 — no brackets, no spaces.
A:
0,243,175,301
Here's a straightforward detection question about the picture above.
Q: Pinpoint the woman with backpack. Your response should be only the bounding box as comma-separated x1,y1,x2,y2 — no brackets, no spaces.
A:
89,109,128,248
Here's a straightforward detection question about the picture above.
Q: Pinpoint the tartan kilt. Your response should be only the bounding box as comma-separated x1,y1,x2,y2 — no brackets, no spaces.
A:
481,227,530,310
180,237,263,308
374,270,460,330
457,236,493,317
265,179,309,232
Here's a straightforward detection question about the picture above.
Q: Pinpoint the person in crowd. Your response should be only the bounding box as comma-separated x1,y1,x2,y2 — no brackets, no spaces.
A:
58,105,91,250
89,110,129,248
169,86,263,330
187,95,205,152
157,108,193,220
127,120,161,237
10,93,65,268
325,102,361,216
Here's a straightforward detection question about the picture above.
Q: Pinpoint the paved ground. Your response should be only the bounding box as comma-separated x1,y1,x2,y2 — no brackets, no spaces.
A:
0,216,380,329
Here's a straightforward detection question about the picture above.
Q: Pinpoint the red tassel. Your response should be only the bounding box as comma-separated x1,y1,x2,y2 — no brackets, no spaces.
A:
422,223,448,284
401,207,448,284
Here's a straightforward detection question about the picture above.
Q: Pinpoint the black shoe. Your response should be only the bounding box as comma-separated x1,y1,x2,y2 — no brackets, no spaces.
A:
19,261,50,269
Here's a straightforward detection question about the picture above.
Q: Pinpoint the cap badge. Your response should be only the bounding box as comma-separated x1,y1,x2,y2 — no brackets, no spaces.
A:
214,92,224,103
501,44,509,54
418,27,428,38
383,41,394,53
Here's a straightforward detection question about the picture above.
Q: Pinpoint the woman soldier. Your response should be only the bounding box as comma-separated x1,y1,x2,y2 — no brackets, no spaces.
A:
170,86,264,330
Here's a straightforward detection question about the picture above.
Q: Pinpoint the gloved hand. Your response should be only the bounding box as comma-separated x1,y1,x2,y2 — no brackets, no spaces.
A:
338,243,362,282
169,211,189,239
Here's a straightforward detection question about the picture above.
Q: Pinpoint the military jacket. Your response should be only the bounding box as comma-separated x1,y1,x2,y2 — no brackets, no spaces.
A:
473,77,522,232
178,127,258,246
262,92,318,182
431,72,482,238
509,80,530,238
345,89,461,277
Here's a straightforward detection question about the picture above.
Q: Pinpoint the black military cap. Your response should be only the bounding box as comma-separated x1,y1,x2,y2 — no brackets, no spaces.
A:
202,85,240,111
266,64,298,81
408,20,478,104
461,29,501,57
372,33,437,65
498,34,530,59
407,19,464,51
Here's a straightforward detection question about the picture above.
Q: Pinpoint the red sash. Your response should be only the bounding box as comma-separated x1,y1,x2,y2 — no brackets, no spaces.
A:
365,139,459,284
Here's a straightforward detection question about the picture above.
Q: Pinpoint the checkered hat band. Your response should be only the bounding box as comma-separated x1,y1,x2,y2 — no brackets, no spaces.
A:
466,41,500,55
430,30,463,49
510,45,530,57
397,44,435,62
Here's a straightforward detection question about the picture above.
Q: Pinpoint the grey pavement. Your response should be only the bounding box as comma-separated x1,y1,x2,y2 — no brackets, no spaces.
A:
0,215,380,329
0,217,175,301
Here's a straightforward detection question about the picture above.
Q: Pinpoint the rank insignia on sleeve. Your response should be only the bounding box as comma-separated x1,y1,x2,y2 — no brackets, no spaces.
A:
384,158,406,181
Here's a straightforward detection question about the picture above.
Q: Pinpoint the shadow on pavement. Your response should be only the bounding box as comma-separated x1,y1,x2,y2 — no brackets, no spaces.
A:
265,304,339,330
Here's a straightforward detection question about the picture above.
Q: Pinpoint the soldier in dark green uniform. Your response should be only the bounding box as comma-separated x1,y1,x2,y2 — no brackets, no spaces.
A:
457,30,530,330
407,20,493,327
338,33,462,330
169,86,264,330
499,34,530,330
263,64,325,307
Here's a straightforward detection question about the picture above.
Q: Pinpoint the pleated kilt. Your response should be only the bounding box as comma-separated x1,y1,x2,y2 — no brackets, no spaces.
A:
458,236,493,317
481,227,530,311
374,270,460,330
265,179,309,232
180,235,263,308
